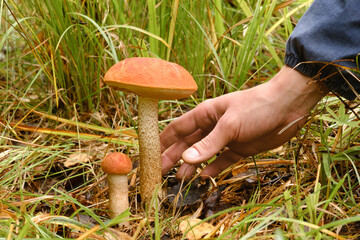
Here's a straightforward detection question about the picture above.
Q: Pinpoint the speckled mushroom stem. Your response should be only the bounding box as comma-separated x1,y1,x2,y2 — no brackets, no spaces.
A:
138,96,162,207
107,174,129,219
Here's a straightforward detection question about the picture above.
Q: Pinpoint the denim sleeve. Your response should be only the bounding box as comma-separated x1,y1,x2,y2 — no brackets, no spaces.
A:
285,0,360,100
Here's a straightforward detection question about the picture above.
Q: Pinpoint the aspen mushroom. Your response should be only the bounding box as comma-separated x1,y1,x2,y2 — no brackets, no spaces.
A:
103,57,197,206
101,152,132,218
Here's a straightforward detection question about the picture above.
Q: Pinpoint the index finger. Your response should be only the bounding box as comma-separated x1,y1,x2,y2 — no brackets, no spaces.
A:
160,99,220,151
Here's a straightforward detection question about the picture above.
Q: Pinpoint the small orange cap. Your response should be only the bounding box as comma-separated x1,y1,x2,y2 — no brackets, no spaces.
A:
103,57,197,100
101,152,132,175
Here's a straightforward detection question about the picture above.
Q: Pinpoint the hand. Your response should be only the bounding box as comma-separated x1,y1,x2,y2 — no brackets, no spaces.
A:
160,66,328,181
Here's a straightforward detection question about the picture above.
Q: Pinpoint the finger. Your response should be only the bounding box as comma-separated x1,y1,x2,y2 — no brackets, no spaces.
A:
200,149,242,179
160,99,221,150
161,129,205,175
198,127,295,179
182,121,302,179
182,115,232,164
176,163,200,181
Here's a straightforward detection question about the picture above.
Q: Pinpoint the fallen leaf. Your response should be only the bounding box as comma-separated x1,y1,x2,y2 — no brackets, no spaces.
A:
105,229,132,240
179,218,215,240
269,145,284,154
64,153,92,167
221,168,259,185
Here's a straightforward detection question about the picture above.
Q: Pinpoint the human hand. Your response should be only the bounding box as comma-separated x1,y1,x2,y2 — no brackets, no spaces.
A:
160,66,328,180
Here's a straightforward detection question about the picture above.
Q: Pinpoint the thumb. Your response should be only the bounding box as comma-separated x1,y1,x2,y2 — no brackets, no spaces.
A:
182,121,229,164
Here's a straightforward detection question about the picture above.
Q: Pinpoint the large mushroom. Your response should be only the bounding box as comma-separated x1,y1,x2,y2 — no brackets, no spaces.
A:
104,57,197,206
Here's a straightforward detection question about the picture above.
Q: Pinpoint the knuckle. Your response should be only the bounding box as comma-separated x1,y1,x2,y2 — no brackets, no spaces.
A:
196,99,215,115
198,98,214,109
197,136,215,153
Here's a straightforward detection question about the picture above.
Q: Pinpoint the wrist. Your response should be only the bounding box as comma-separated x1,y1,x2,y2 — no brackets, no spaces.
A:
266,65,328,118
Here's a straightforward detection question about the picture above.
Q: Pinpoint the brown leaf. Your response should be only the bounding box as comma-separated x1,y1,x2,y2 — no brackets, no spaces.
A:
64,153,92,167
179,218,215,240
105,230,132,240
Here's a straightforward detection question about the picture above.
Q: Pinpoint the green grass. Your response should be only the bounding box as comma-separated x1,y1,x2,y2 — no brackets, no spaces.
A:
1,0,360,239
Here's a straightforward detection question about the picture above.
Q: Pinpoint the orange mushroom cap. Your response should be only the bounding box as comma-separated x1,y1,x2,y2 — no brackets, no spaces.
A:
101,152,132,175
103,57,198,100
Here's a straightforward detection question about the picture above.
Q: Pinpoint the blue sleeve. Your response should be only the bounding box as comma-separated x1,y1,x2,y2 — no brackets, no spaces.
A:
285,0,360,100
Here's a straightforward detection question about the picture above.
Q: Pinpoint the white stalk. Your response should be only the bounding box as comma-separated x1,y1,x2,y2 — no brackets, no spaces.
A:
107,174,129,218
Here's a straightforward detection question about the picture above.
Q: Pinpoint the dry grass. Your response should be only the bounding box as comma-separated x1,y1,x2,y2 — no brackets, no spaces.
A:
1,0,360,239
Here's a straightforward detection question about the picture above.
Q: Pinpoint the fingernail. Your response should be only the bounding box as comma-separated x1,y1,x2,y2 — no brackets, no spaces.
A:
183,147,200,161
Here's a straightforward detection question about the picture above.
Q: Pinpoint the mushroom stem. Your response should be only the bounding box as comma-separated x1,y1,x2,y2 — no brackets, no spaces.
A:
138,96,162,206
107,174,129,218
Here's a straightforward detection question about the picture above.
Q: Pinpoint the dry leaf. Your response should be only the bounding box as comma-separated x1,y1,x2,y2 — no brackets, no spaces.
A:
221,168,258,185
64,153,92,167
179,218,215,240
269,145,284,154
104,229,132,240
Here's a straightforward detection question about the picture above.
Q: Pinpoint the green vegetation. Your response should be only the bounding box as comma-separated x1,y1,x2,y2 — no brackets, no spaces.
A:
1,0,360,239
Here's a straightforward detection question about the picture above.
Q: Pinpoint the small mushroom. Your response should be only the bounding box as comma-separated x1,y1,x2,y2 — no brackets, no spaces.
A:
101,152,132,218
104,57,197,206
